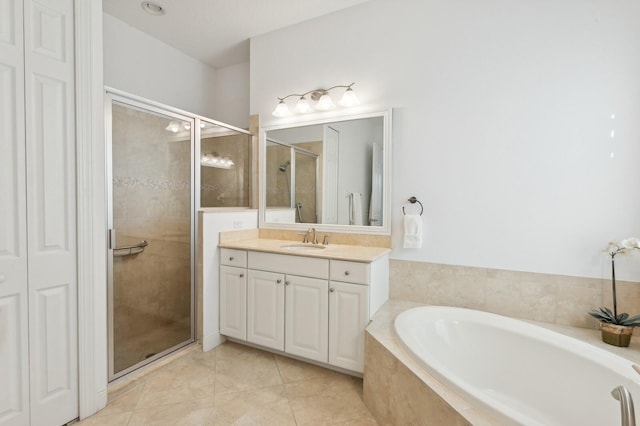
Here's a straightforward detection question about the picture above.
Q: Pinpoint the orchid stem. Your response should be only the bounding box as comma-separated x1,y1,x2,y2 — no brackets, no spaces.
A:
612,257,618,318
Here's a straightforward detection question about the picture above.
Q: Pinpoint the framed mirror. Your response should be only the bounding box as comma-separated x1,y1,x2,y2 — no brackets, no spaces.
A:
259,110,391,235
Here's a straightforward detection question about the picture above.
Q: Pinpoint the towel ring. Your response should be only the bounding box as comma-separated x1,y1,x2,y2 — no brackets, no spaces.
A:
402,196,423,216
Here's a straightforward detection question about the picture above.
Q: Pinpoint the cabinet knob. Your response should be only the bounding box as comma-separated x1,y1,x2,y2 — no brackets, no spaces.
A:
229,256,234,261
329,288,335,292
276,279,282,284
344,271,350,276
285,281,290,285
239,273,244,278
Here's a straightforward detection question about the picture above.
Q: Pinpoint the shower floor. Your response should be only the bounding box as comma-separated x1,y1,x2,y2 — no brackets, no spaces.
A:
113,305,191,375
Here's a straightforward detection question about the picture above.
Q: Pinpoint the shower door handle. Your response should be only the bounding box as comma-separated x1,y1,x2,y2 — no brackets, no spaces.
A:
108,228,116,250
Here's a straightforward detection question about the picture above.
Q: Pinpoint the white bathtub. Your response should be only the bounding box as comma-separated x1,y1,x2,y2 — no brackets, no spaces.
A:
394,306,640,425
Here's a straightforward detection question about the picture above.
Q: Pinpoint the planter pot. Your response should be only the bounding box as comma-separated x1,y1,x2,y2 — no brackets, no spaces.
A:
600,323,634,347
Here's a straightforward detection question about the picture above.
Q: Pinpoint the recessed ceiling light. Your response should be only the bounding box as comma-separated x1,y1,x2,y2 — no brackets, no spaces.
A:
141,1,166,16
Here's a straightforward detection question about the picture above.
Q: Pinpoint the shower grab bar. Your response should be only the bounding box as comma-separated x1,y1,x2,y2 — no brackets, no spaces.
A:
113,240,148,257
612,385,636,426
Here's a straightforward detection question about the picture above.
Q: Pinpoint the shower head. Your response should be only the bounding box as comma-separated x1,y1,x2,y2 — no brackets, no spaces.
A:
278,161,290,172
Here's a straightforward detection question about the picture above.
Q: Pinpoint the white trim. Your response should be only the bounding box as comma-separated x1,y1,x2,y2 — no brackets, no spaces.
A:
104,86,252,136
259,109,392,235
75,0,107,418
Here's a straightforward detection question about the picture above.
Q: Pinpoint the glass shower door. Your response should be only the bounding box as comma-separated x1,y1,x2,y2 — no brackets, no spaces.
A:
107,100,195,380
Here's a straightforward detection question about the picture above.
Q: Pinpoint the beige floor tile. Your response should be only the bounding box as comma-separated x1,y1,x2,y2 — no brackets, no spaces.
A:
333,416,379,425
80,342,376,426
215,349,282,394
128,397,214,425
286,373,370,425
275,355,337,384
77,412,131,425
212,384,296,425
94,385,143,418
215,340,266,360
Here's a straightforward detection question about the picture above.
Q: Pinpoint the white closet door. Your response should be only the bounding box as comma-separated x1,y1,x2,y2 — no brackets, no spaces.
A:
0,0,30,424
24,0,78,424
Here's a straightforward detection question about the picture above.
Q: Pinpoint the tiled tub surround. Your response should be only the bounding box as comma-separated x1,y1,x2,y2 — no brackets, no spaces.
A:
363,300,640,426
390,259,640,330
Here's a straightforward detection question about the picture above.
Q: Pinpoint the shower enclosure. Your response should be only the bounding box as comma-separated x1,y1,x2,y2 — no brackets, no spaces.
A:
105,90,253,381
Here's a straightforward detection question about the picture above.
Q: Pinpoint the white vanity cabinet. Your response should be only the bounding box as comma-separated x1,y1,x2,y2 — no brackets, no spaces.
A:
219,245,389,374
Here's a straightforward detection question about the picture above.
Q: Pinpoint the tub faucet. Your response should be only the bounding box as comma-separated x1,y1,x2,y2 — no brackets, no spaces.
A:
612,385,636,426
303,227,317,244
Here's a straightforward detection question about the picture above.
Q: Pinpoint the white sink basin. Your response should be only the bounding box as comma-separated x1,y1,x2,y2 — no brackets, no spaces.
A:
280,243,326,251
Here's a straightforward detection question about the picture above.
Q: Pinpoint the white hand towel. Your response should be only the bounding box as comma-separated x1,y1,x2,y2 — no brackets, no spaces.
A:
403,214,422,248
349,193,363,225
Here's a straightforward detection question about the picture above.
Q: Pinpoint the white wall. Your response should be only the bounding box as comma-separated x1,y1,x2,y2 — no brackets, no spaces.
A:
213,61,250,129
250,0,640,281
103,13,217,117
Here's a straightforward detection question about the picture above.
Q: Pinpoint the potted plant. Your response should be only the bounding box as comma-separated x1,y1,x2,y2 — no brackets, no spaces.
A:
589,238,640,347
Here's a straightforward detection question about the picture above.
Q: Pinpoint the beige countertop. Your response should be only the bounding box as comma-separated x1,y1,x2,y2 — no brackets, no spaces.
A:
218,238,391,263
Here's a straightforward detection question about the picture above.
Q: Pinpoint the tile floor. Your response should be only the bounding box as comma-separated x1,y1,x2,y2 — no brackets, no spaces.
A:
79,342,378,425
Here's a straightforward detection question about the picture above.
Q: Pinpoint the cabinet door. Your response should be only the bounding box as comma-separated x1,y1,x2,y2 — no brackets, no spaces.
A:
285,275,328,363
247,270,285,350
329,281,368,373
220,266,247,340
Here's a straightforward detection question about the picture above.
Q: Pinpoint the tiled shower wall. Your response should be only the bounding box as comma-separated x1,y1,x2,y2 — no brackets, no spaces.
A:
390,259,640,329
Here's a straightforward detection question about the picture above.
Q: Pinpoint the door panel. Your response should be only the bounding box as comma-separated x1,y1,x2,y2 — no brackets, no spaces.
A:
220,266,247,340
247,270,284,350
24,0,78,424
329,281,368,372
0,0,29,424
285,275,328,363
108,100,194,379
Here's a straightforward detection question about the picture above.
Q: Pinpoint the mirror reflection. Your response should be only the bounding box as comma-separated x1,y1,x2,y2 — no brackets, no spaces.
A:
264,115,385,227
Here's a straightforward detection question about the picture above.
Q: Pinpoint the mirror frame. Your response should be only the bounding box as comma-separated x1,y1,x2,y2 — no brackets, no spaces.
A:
259,109,392,235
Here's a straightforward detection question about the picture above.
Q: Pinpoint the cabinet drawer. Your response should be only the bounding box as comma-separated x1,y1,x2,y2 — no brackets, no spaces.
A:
220,248,247,267
248,251,328,279
330,260,369,284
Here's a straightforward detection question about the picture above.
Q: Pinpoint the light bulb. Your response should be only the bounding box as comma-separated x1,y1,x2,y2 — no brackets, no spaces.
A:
295,96,313,114
272,100,292,117
184,122,191,130
165,121,180,132
315,93,335,111
338,87,360,107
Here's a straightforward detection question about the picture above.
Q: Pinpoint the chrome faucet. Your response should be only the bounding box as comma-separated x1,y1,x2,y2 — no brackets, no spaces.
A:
303,227,317,244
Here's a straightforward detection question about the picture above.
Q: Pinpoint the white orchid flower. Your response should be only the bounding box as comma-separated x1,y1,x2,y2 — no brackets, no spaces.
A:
605,241,621,255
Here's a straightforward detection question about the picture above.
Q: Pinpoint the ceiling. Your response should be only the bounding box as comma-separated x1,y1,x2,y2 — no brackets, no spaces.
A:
103,0,370,69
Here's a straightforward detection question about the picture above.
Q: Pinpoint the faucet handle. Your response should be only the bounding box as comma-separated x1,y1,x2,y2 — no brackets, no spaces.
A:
322,235,329,245
302,234,308,243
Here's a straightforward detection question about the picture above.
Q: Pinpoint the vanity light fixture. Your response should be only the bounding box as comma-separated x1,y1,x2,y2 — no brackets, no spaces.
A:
272,83,360,117
165,120,180,132
201,153,235,169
